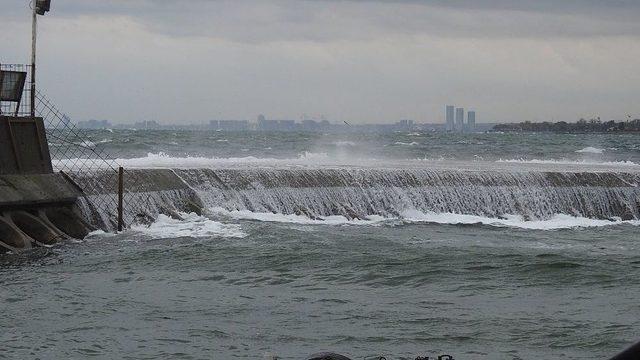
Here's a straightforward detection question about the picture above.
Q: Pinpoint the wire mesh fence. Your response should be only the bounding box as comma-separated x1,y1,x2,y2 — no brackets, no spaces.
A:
35,86,156,230
2,63,172,231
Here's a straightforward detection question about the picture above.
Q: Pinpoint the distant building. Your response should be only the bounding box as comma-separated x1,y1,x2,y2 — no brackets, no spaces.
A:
397,119,414,129
467,111,476,133
278,120,296,131
210,120,248,131
77,119,112,129
301,119,319,131
257,116,276,131
257,116,297,131
446,105,455,131
455,107,464,132
134,120,160,129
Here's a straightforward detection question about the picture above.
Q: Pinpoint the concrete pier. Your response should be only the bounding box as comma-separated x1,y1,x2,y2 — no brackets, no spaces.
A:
0,173,89,252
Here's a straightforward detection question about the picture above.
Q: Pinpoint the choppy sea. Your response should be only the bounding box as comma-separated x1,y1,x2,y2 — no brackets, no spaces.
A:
2,130,639,359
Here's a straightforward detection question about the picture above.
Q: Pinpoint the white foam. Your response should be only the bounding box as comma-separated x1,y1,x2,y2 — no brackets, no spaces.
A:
51,152,640,171
576,147,604,154
70,139,112,149
333,141,357,147
53,151,424,170
394,141,419,146
210,208,639,230
77,140,96,148
210,207,386,225
85,229,116,238
496,158,638,167
131,212,246,239
113,152,338,168
399,209,640,230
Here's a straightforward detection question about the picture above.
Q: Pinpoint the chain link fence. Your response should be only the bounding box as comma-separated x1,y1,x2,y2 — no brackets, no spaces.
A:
2,63,158,231
0,64,189,231
36,91,157,230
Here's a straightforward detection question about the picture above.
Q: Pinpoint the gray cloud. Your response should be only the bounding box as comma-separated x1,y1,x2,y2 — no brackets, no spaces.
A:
347,0,640,13
6,0,640,41
1,0,639,124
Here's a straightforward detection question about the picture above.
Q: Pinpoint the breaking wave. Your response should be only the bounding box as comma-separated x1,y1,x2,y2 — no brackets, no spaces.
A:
333,141,357,147
130,212,246,239
398,210,640,230
496,158,638,167
209,207,640,229
68,158,640,232
53,152,640,171
576,147,605,154
53,152,339,170
394,141,419,146
210,207,386,225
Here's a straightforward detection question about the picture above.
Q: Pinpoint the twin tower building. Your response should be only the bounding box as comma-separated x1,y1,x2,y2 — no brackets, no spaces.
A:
445,105,476,133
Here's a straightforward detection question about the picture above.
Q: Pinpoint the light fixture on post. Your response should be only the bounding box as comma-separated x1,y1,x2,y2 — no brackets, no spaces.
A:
30,0,51,117
35,0,51,15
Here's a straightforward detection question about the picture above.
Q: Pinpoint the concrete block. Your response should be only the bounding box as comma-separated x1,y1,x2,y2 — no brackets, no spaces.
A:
0,173,81,210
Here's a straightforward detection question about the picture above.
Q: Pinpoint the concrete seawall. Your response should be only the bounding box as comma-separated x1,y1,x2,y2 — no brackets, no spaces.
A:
0,173,91,252
74,167,640,230
69,169,204,231
2,166,640,251
1,169,205,251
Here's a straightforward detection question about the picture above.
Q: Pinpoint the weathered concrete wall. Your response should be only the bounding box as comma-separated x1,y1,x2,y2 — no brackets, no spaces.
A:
0,116,53,175
3,166,639,252
70,169,191,196
0,173,80,210
0,173,89,253
69,169,204,231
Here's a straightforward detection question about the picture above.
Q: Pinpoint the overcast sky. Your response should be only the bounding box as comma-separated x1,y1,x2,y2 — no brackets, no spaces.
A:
2,0,639,124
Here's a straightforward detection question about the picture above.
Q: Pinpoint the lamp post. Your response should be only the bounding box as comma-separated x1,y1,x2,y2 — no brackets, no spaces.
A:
31,0,51,117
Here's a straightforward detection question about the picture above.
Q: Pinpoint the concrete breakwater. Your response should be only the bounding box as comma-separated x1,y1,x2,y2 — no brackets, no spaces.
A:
0,173,92,252
79,167,640,229
2,166,640,251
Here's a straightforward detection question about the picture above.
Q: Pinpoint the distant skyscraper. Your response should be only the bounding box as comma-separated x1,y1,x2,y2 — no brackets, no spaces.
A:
446,105,455,131
455,107,464,132
467,111,476,133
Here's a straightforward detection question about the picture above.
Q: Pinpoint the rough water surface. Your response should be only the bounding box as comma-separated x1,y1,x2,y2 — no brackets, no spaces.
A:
1,220,639,359
2,130,640,359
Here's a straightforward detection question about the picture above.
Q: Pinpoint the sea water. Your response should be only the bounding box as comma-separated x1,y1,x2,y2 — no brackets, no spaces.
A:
1,130,639,359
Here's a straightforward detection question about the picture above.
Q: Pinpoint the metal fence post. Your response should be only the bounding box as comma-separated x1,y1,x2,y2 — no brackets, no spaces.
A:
118,166,124,231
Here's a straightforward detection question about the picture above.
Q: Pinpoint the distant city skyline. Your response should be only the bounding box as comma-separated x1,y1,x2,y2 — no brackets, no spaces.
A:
76,110,636,129
2,1,639,124
77,112,636,133
77,114,494,132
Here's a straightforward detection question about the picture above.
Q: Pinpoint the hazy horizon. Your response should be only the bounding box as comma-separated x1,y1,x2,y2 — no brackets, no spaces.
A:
2,0,639,124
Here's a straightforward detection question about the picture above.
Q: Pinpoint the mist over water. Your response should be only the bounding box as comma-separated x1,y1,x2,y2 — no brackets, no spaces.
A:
3,129,640,359
53,129,640,165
